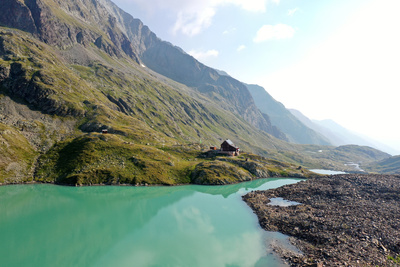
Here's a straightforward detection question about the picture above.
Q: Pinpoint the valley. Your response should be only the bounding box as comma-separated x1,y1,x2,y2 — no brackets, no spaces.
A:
0,0,397,185
1,0,400,266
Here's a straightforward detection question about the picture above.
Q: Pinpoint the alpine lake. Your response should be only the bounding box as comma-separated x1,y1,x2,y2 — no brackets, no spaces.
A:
0,178,303,267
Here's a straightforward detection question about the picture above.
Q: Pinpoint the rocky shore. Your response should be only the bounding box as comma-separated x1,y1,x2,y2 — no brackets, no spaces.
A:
243,174,400,266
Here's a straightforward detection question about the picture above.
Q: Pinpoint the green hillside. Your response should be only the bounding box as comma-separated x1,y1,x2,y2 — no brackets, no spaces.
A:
0,28,303,184
365,155,400,174
0,0,393,185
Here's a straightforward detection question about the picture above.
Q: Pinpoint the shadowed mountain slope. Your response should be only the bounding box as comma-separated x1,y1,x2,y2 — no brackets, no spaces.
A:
95,0,286,136
246,83,331,145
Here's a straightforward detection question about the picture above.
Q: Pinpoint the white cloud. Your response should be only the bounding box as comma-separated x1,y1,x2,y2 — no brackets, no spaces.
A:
257,0,400,151
173,7,216,36
172,0,278,36
188,49,219,61
253,24,295,43
121,0,279,36
223,27,237,35
228,0,270,12
237,45,246,52
287,7,299,16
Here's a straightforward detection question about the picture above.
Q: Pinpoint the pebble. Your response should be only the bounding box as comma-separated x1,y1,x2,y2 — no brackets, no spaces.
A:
243,174,400,266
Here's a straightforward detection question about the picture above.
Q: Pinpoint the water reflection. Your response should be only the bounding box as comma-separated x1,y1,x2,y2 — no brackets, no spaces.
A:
192,178,271,198
0,178,301,267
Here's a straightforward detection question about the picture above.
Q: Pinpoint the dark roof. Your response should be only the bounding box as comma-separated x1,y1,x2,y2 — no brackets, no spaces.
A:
225,139,235,146
221,140,238,151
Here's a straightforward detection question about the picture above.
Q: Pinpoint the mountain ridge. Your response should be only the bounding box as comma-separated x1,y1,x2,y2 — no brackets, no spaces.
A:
95,0,283,135
290,109,399,155
246,83,331,145
0,0,395,183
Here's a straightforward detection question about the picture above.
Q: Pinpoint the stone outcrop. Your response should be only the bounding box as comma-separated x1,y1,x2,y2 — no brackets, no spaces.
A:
0,31,84,117
191,155,316,185
190,160,253,185
0,0,38,34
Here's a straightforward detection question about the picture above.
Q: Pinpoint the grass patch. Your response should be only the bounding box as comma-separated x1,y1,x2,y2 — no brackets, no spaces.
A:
0,123,37,183
35,133,199,185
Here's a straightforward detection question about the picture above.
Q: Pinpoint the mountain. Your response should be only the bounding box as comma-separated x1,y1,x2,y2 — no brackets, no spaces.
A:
0,0,303,184
289,109,340,143
314,119,399,155
290,109,398,155
0,0,281,141
0,0,393,184
246,84,331,145
95,0,276,135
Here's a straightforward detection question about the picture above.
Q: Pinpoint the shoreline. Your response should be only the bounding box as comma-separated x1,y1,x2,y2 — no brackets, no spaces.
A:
0,180,183,187
0,173,311,187
243,174,400,266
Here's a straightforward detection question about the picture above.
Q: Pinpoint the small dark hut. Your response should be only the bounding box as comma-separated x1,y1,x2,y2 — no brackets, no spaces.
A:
102,129,108,134
220,139,240,156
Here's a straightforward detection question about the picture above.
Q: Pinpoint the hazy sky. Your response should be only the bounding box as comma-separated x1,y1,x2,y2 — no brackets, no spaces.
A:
112,0,400,154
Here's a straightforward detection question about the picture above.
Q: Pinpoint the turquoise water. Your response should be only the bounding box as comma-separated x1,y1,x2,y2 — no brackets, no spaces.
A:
0,178,301,267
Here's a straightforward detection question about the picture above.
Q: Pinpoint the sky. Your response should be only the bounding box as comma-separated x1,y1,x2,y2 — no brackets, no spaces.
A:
112,0,400,154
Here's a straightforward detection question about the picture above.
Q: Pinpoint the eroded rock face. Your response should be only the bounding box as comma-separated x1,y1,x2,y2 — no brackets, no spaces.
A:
96,0,278,136
243,174,400,266
0,0,140,63
0,96,77,151
0,0,37,34
0,61,83,117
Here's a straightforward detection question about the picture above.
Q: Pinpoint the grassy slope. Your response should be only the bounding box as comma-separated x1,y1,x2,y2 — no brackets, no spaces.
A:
35,133,185,185
365,155,400,174
272,144,391,172
0,123,37,183
35,133,317,185
0,28,307,185
0,28,392,185
0,29,106,116
1,28,293,150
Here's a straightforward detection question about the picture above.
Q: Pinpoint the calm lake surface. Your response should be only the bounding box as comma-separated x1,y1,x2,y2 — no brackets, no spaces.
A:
0,178,302,267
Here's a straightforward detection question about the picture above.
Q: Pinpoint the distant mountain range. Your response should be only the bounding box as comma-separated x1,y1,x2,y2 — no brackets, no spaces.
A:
0,0,397,183
289,109,398,155
246,84,331,145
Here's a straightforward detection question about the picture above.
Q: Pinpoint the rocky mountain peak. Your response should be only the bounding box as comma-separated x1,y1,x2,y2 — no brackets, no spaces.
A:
1,0,140,63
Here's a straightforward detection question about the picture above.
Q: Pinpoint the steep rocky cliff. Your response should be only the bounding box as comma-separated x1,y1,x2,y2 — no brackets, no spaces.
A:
0,0,140,63
96,0,276,134
0,0,285,139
